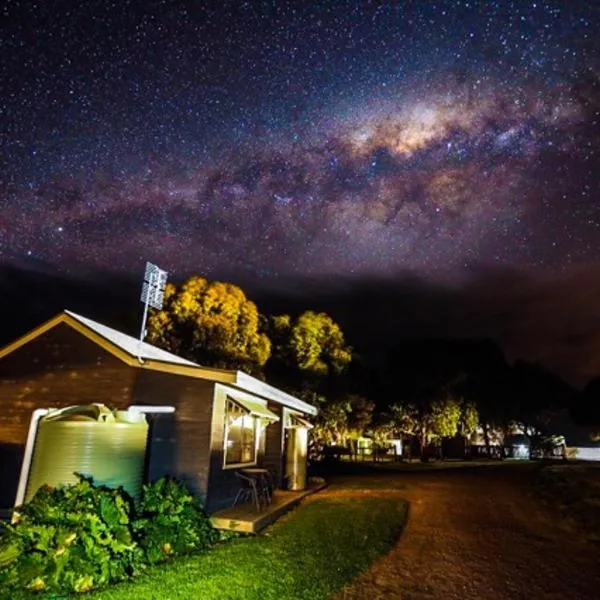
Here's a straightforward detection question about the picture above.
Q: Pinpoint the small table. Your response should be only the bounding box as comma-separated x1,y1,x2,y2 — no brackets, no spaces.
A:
240,468,269,476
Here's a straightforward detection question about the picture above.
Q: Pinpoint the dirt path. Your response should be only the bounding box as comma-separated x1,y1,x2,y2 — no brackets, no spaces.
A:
326,465,600,600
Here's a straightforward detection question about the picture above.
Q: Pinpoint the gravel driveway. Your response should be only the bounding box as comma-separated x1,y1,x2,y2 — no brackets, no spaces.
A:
328,464,600,600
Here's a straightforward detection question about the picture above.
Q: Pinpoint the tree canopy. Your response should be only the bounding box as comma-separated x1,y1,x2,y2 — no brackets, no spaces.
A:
265,311,353,395
268,311,352,376
146,276,271,373
388,395,464,452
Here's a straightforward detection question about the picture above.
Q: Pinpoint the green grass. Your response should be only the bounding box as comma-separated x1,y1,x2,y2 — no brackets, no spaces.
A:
90,495,407,600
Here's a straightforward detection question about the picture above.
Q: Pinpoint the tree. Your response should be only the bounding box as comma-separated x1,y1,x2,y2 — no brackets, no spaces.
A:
429,396,462,441
459,401,480,439
390,395,462,459
311,395,351,449
267,311,352,375
266,311,355,450
346,394,375,438
310,393,374,456
264,310,353,395
146,276,270,374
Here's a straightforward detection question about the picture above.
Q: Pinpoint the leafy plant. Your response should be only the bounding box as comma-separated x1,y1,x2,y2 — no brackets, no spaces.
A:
0,475,218,596
133,477,219,564
0,475,140,595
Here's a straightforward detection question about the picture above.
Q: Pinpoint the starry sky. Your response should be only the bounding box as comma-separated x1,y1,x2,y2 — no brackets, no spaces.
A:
1,1,600,384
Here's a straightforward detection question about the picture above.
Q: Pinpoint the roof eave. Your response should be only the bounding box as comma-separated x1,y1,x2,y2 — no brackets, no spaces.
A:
234,371,318,416
140,359,237,383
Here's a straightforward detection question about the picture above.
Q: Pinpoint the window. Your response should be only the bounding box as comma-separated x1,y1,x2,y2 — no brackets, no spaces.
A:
225,399,257,466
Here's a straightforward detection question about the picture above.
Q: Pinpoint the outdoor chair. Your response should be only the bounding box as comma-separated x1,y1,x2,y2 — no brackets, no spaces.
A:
233,470,270,511
251,470,272,507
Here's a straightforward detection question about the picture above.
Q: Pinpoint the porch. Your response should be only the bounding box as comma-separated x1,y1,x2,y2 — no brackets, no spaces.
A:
210,480,327,534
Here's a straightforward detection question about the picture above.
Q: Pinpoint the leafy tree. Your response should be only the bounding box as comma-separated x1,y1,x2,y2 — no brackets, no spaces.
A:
390,395,462,458
430,396,462,439
310,394,374,454
147,276,270,374
346,394,375,438
265,311,355,451
459,401,479,439
264,310,354,426
266,311,352,383
311,396,351,449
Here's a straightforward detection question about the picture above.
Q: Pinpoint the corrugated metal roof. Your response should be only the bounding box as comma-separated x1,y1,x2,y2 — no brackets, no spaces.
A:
64,310,198,367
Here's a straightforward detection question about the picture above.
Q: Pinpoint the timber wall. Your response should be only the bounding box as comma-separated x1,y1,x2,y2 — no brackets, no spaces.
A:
0,324,215,509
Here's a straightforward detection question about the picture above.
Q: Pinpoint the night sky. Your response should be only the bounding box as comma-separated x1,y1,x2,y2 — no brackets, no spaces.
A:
2,1,600,384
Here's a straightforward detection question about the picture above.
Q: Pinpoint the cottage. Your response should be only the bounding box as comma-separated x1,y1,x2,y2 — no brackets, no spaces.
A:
0,311,316,514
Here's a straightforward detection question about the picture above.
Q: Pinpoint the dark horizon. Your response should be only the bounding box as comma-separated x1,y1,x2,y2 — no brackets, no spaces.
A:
2,260,598,390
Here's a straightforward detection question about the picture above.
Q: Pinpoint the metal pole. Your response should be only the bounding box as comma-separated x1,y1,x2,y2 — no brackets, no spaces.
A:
13,408,50,516
138,295,150,364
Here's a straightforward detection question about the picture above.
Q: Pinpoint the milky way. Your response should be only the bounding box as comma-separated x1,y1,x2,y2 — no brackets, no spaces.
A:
1,0,599,289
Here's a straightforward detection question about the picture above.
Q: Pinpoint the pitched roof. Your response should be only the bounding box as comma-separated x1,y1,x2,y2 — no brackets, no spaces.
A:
64,310,197,367
0,310,317,416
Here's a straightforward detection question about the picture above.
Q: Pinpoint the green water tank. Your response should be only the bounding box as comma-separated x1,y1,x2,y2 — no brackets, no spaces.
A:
25,404,149,502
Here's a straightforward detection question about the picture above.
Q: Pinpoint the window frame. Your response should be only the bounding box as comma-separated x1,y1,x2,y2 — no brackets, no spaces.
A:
223,397,259,469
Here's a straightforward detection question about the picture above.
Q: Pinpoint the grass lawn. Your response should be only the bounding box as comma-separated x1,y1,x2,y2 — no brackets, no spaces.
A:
91,495,407,600
534,462,600,542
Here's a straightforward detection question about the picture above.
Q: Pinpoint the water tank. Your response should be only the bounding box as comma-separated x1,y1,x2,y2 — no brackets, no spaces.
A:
25,404,149,502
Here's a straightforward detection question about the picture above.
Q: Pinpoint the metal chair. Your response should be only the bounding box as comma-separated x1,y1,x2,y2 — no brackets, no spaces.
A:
233,471,262,510
257,471,272,505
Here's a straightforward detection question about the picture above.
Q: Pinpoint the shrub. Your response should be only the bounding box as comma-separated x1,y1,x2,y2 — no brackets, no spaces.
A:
0,475,140,595
133,477,219,564
0,476,218,596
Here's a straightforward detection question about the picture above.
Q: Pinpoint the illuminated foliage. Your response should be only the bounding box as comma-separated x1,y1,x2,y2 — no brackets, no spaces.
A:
0,476,218,596
267,310,352,379
310,394,374,450
390,395,463,455
265,312,358,450
429,396,462,439
147,276,271,373
311,395,350,447
459,402,480,438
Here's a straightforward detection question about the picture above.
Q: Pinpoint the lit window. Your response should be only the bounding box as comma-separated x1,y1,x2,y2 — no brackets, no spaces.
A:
225,399,257,465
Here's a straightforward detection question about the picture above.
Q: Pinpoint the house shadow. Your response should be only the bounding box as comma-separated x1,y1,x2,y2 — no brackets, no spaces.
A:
145,411,177,483
0,442,24,512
